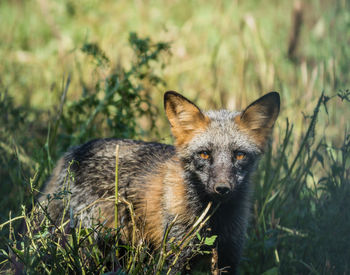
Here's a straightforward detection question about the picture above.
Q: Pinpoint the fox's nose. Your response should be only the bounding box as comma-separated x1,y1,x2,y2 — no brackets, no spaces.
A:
214,184,230,195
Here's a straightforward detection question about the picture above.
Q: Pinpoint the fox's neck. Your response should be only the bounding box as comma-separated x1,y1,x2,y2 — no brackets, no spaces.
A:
163,155,216,221
161,156,203,224
161,154,251,244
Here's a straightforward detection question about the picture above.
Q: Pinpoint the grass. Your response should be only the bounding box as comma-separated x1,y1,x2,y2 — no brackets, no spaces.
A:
0,0,350,273
1,186,217,274
243,92,350,274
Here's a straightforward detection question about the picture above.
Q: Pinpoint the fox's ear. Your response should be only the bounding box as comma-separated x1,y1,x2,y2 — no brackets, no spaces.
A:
164,91,210,146
235,92,280,149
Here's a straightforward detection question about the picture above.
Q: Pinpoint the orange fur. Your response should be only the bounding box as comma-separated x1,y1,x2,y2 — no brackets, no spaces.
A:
165,91,210,146
234,115,273,149
163,160,193,225
234,92,280,150
138,158,194,247
140,166,166,247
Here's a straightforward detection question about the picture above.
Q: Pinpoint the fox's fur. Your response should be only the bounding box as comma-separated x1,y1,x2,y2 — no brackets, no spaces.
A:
40,91,280,274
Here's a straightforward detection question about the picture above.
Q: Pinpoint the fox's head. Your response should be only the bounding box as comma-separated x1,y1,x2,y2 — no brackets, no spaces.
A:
164,91,280,201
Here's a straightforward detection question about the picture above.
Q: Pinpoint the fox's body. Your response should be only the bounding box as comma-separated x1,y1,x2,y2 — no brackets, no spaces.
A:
41,91,280,274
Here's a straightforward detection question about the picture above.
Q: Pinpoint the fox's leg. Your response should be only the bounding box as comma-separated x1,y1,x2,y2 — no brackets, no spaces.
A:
216,236,243,275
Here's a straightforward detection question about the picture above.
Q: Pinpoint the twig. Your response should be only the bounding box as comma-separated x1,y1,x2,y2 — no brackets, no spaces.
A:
115,145,120,258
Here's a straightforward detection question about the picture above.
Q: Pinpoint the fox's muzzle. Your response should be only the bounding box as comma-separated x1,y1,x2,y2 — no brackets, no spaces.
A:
214,182,231,195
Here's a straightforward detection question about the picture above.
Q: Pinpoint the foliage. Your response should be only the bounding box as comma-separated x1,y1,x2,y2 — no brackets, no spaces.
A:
241,92,350,274
0,32,169,237
0,187,216,274
0,90,38,228
60,32,169,147
1,0,350,274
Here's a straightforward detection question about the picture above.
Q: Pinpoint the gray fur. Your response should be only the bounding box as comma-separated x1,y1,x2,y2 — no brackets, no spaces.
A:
40,91,280,274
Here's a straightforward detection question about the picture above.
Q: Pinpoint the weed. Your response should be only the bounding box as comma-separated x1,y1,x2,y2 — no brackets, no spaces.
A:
1,0,350,273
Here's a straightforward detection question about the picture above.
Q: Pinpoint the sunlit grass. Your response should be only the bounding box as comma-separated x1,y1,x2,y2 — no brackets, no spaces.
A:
1,0,349,131
1,0,350,273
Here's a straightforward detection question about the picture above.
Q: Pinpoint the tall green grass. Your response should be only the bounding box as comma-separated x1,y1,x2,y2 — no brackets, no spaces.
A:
1,181,217,274
243,92,350,274
1,0,350,273
1,80,349,274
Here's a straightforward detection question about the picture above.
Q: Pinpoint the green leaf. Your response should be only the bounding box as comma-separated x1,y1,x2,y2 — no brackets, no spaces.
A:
204,235,217,246
262,267,279,275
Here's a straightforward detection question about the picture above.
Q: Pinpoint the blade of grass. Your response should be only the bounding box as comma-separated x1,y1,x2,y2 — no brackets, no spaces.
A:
115,144,120,259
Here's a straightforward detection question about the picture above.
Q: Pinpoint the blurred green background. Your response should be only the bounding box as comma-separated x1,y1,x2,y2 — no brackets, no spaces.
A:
2,0,349,120
1,0,350,274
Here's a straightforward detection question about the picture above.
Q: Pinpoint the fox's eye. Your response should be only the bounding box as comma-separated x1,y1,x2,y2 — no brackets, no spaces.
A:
234,151,246,160
199,151,210,160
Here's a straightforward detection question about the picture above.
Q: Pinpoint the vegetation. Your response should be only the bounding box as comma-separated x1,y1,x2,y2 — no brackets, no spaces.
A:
0,0,349,274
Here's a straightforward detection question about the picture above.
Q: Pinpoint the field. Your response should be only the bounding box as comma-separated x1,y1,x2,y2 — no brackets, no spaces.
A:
0,0,349,274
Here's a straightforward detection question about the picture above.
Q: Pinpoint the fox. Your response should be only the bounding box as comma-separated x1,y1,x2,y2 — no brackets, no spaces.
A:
39,91,280,274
